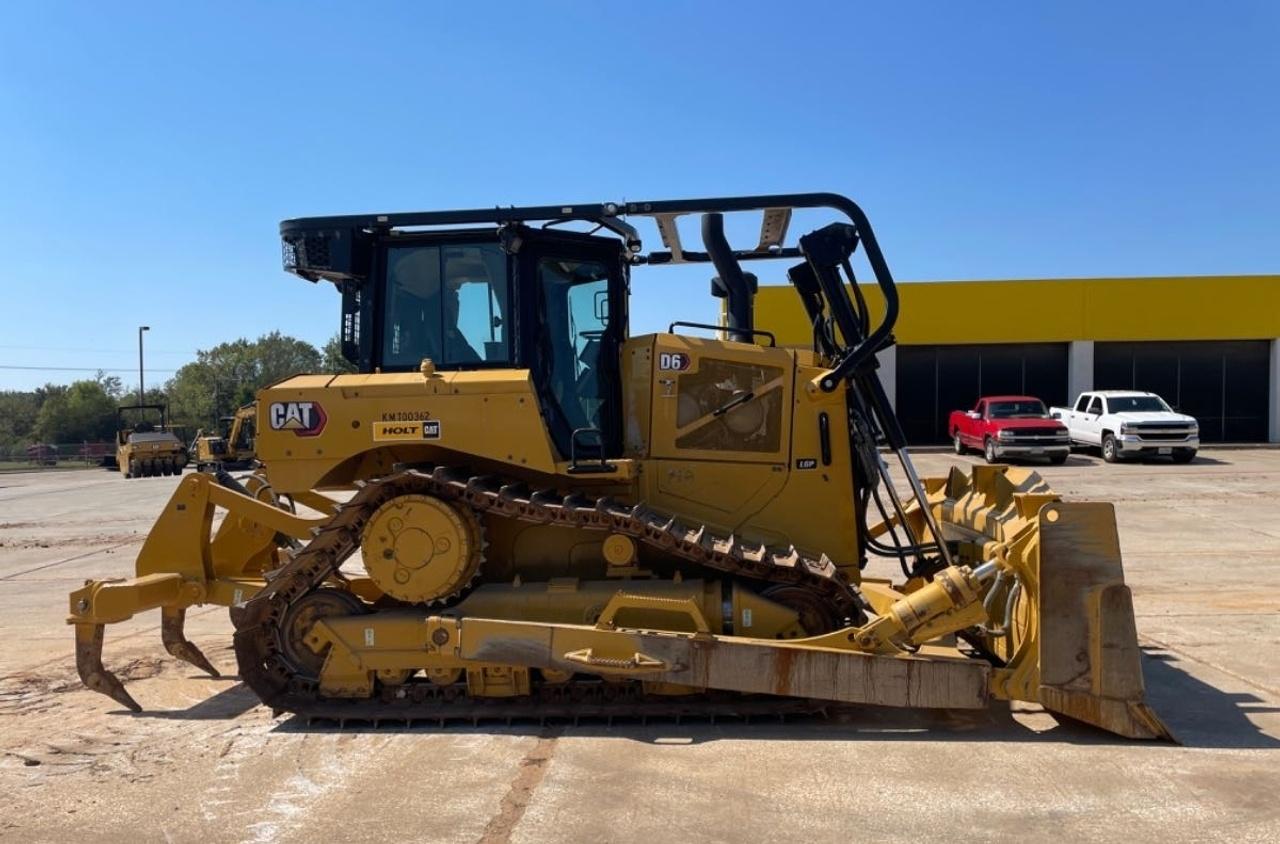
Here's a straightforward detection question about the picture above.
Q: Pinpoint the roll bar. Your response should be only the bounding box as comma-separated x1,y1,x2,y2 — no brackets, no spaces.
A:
281,192,899,393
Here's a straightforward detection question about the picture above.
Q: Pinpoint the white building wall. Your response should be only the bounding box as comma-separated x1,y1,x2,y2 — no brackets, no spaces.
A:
1270,339,1280,443
1068,340,1095,403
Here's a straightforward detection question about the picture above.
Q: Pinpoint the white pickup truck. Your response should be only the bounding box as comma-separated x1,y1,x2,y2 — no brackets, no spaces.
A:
1050,390,1199,463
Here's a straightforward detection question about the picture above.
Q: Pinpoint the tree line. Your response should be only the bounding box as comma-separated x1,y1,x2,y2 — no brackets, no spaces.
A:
0,332,354,451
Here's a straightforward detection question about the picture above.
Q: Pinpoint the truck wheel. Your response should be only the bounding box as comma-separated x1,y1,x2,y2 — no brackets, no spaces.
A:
1102,434,1119,463
984,437,999,464
1172,448,1196,464
953,432,965,455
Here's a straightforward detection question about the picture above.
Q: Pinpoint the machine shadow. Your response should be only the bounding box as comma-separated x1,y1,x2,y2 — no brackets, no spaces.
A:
124,679,260,720
1138,646,1279,749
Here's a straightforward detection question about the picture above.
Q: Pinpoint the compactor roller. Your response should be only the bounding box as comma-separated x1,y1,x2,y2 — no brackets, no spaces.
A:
69,194,1171,740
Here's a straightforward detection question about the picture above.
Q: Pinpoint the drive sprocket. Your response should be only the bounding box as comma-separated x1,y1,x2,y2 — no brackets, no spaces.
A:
360,494,484,604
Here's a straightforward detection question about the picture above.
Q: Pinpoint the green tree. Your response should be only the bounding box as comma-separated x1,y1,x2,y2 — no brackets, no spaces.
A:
164,332,324,430
0,390,42,453
322,334,357,374
34,378,118,443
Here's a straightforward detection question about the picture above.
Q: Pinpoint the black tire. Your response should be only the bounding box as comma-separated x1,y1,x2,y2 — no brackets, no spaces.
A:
984,437,999,464
1172,448,1196,464
953,431,965,455
1048,452,1068,465
1102,433,1119,463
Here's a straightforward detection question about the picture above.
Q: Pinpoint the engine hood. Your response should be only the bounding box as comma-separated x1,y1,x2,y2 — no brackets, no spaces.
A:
1111,411,1197,425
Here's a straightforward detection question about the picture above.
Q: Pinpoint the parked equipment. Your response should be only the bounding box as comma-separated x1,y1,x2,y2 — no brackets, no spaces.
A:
114,405,188,478
192,403,257,471
69,194,1169,740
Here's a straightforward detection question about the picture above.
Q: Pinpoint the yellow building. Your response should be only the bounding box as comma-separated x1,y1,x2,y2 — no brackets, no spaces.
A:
753,275,1280,443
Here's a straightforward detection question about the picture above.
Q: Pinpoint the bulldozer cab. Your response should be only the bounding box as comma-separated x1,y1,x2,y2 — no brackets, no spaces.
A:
329,225,630,461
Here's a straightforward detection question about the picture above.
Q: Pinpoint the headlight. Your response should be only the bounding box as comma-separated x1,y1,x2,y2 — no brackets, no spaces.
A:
997,429,1014,440
1120,423,1134,435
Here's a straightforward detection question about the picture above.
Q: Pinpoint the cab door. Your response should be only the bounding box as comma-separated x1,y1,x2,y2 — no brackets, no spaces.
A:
514,228,629,461
1077,395,1105,445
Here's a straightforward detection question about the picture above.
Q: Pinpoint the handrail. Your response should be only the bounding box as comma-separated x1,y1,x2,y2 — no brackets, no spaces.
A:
667,321,776,347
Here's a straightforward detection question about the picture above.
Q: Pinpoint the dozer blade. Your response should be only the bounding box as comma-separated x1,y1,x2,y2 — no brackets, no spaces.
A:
1036,501,1173,740
927,465,1173,741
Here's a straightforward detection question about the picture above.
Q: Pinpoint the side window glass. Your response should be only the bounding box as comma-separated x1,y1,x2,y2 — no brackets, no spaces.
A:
383,244,509,368
1075,395,1090,412
1087,397,1102,415
384,246,441,368
537,258,610,432
444,245,509,363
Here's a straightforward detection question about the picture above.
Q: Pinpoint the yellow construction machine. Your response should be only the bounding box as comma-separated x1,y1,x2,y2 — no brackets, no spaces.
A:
114,404,189,478
191,403,257,471
69,194,1170,739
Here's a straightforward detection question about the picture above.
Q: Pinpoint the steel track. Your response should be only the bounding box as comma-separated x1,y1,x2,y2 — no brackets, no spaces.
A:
233,466,866,720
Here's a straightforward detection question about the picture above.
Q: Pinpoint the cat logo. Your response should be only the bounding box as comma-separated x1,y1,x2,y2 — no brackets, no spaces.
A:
268,401,326,437
658,352,691,371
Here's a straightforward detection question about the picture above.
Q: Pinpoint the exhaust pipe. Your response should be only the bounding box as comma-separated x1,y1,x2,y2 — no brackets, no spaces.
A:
702,213,756,343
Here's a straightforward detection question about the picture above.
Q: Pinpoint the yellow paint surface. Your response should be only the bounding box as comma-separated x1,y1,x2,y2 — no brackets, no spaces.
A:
754,275,1280,345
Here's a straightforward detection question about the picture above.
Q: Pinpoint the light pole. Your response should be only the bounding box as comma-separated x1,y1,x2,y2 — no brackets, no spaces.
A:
138,326,150,404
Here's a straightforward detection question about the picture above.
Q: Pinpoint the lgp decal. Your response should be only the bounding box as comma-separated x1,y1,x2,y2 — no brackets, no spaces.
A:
795,458,818,470
268,401,326,437
372,420,442,442
658,352,691,371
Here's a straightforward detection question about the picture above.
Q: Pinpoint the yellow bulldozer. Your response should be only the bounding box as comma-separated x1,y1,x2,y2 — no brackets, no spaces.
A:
69,194,1170,739
191,403,258,472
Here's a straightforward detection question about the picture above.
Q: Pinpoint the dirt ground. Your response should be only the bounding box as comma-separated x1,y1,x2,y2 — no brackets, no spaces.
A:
1,450,1277,843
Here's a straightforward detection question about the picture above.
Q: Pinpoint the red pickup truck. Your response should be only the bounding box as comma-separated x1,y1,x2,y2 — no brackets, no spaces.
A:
948,395,1070,464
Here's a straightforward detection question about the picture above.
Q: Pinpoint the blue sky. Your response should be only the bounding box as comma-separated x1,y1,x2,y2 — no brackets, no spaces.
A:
1,2,1276,390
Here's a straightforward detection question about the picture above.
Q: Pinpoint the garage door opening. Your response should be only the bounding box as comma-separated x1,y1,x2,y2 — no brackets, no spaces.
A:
896,343,1069,444
1094,340,1270,442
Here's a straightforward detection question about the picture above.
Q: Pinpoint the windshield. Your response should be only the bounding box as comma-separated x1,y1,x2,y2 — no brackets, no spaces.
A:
1108,395,1171,413
987,400,1047,419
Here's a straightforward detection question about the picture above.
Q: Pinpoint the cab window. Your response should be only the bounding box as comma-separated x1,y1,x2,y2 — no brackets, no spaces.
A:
382,243,510,368
1087,396,1103,415
537,257,610,433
